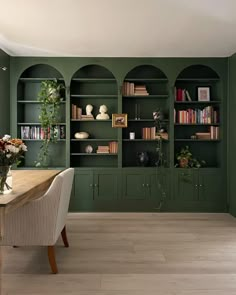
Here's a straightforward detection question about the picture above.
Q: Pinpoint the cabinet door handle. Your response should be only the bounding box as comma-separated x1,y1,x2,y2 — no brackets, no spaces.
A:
199,184,203,187
142,183,145,187
195,184,198,188
89,184,93,187
94,184,98,187
146,184,150,187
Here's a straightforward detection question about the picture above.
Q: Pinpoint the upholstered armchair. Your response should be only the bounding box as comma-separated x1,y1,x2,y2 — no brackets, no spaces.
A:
0,168,74,274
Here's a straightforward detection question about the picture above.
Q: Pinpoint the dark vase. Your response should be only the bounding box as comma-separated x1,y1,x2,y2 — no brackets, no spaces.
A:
137,152,149,166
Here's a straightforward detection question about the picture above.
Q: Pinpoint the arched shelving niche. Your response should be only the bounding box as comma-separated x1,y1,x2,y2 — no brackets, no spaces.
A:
70,64,118,168
122,65,169,168
17,64,66,168
174,64,221,168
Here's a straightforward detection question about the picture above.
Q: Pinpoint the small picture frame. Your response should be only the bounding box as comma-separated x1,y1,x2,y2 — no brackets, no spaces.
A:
112,113,128,128
197,87,210,101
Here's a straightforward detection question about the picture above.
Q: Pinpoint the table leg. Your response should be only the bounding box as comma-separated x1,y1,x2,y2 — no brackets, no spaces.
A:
0,208,5,240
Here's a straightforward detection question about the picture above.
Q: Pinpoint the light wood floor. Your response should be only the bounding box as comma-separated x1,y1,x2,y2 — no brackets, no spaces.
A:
1,213,236,294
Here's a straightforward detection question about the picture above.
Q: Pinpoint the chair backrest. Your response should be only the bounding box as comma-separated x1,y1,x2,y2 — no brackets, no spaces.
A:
53,168,74,241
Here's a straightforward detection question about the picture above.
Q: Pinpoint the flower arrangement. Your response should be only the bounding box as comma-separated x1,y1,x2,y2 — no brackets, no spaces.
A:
0,135,27,194
0,134,27,166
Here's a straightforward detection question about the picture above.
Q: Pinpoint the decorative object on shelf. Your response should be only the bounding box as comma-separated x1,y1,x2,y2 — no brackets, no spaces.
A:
137,151,149,166
197,86,210,101
96,104,110,120
85,145,93,153
0,135,27,194
112,113,128,128
153,108,164,133
175,146,206,168
36,80,65,167
129,132,135,140
74,132,89,139
86,104,94,117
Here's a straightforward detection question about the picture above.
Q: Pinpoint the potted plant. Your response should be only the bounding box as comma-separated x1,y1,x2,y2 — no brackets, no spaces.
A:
35,80,65,167
176,146,206,168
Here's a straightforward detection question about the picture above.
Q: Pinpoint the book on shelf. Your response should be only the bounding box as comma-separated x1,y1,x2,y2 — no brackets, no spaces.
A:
185,90,192,101
210,126,220,140
109,141,118,154
97,145,110,154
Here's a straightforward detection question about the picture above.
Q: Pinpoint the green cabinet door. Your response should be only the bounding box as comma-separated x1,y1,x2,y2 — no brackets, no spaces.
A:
69,170,93,211
174,169,198,201
198,169,223,202
122,170,146,200
93,170,120,200
148,170,168,201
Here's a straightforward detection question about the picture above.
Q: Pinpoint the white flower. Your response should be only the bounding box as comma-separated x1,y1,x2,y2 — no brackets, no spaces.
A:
2,134,11,141
20,144,27,152
6,145,19,153
6,154,11,158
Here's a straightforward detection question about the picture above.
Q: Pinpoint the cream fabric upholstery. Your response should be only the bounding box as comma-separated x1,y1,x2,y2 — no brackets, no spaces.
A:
0,168,74,246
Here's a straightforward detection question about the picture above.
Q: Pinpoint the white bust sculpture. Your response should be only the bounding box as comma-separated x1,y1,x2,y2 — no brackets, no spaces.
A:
96,104,110,120
86,104,94,118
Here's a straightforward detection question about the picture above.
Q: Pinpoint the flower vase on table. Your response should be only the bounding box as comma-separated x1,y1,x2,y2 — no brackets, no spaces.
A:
0,166,12,194
0,135,27,195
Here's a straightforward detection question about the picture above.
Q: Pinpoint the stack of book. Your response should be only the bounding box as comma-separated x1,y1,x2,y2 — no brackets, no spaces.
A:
109,141,118,154
122,82,149,96
80,115,94,120
134,85,149,96
97,146,110,154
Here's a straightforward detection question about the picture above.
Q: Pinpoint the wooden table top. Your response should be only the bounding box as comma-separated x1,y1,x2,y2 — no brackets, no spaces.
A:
0,170,62,211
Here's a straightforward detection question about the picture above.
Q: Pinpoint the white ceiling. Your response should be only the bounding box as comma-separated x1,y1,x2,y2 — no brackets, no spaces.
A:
1,0,236,57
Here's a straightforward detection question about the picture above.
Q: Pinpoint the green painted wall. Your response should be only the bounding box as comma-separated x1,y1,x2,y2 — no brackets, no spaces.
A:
0,49,10,136
229,53,236,216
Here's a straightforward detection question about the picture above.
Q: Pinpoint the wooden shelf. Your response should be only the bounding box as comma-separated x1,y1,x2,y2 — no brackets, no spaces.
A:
71,78,116,82
71,153,117,156
175,139,220,142
175,101,220,104
174,123,220,126
70,94,117,98
71,139,117,141
123,95,168,98
17,100,66,104
19,78,64,82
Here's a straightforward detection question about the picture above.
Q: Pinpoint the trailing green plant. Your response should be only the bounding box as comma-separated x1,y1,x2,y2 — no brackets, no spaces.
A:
35,80,65,167
175,145,206,168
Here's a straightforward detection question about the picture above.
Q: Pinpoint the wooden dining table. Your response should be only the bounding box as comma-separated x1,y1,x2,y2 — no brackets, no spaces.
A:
0,169,62,239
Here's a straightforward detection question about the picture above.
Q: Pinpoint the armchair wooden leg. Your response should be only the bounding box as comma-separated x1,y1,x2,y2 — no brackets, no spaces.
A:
47,246,58,274
61,226,69,247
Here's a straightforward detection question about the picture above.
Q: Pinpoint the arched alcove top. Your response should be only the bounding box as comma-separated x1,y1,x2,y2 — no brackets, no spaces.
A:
124,65,168,80
19,64,64,80
71,64,116,80
175,64,220,81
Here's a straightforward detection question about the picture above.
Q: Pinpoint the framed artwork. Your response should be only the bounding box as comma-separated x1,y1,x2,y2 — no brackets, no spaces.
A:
197,87,210,101
112,113,128,128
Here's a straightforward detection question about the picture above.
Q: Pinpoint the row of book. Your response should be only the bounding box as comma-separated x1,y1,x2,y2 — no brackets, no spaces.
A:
142,127,156,140
122,82,149,96
20,126,66,140
175,88,192,101
174,106,219,124
96,142,118,154
71,104,94,120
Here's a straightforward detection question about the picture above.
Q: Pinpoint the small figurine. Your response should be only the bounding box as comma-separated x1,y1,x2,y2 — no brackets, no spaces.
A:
96,104,110,120
86,104,94,118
